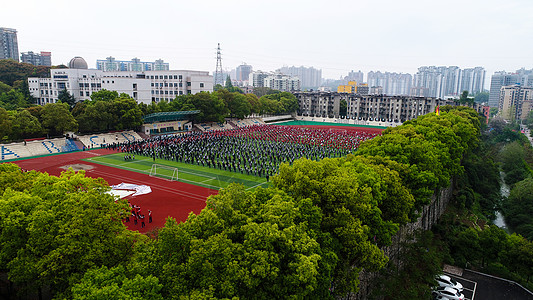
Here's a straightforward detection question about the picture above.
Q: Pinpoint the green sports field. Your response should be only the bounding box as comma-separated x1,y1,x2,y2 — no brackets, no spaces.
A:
83,153,269,190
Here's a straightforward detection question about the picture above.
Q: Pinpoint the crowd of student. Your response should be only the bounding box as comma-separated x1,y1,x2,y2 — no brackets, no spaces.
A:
125,204,152,228
111,125,380,177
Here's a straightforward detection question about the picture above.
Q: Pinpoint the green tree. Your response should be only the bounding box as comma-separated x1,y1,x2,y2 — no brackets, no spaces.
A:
9,109,43,140
253,87,280,98
40,102,78,136
474,91,489,103
261,92,298,114
190,92,227,123
90,89,119,102
505,177,533,240
0,107,11,140
339,99,347,117
75,101,115,133
246,93,261,115
0,81,11,93
58,89,77,109
111,96,143,130
71,265,164,300
225,75,233,89
215,89,251,119
0,89,31,110
0,59,50,87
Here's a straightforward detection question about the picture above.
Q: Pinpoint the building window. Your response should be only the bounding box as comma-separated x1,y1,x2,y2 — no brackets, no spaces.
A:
164,75,168,79
86,91,90,96
200,83,204,88
179,82,183,87
80,91,83,96
187,82,191,87
173,75,177,79
179,75,182,80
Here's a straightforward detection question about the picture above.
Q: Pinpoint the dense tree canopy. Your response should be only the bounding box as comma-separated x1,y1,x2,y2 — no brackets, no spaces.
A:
0,164,144,298
41,102,78,136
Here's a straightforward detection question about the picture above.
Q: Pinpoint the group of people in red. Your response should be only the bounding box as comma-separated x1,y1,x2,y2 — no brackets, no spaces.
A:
125,203,152,228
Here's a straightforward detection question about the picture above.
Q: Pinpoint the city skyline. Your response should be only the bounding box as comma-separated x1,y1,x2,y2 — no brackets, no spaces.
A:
3,0,532,87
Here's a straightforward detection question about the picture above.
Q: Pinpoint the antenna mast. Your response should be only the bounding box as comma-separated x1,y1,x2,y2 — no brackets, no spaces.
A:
214,43,224,86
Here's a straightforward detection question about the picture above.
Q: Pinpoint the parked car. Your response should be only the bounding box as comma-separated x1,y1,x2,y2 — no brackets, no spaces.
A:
432,286,465,300
435,274,463,292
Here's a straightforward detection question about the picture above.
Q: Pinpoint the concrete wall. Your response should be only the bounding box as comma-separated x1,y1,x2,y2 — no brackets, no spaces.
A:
348,181,454,300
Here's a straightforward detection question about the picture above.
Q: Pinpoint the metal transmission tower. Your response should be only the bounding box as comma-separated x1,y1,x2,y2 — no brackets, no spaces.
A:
214,43,224,86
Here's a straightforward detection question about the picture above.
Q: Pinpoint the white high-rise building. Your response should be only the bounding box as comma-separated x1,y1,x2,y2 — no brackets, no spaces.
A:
367,71,412,96
412,66,485,99
460,67,485,95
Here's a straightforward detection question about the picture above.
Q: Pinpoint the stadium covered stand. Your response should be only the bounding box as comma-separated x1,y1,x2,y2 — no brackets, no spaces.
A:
142,111,199,135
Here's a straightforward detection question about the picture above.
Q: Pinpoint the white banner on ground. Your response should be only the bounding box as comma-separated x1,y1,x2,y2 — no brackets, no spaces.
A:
110,183,152,197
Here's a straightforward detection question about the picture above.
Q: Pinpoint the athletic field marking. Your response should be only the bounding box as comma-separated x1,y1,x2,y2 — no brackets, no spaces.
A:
246,181,270,190
85,151,103,156
89,169,211,202
85,156,265,190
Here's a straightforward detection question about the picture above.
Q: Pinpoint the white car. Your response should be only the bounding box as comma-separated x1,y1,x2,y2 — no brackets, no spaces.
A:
432,286,465,300
436,274,463,292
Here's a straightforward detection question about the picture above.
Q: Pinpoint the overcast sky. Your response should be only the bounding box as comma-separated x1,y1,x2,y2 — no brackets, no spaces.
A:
3,0,532,85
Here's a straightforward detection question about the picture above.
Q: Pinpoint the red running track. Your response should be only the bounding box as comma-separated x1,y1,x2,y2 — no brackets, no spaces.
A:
9,149,218,233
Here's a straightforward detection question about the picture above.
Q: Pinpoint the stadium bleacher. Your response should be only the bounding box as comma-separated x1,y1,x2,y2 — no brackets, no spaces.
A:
1,138,80,161
77,131,143,148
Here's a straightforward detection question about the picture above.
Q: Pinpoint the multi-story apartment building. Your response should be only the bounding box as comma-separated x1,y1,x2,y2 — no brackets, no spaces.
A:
0,27,19,61
488,69,533,107
498,85,533,121
277,66,322,89
249,71,271,88
28,57,213,105
20,51,52,66
367,71,412,96
96,57,170,72
295,91,480,122
264,74,300,92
